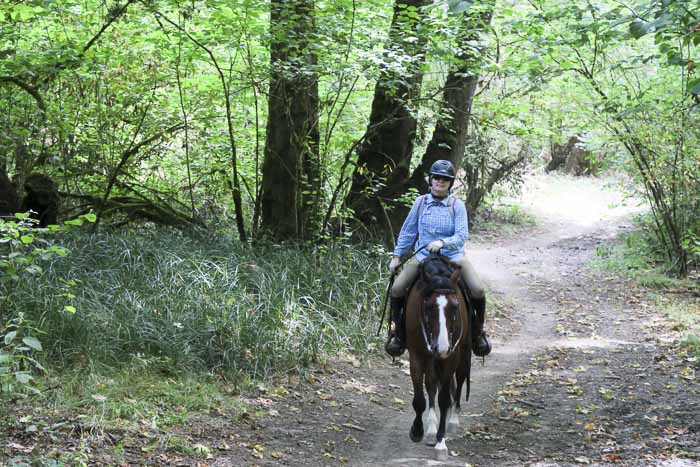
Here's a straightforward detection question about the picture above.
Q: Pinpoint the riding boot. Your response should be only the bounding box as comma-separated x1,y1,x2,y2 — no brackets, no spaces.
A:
471,296,491,357
385,296,406,357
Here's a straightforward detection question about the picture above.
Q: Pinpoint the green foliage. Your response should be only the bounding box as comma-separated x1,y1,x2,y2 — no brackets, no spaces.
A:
0,215,68,285
493,0,700,275
1,313,45,396
1,213,97,289
0,213,97,397
3,228,387,379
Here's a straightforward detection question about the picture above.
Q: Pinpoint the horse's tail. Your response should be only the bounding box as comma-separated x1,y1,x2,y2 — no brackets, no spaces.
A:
465,293,473,403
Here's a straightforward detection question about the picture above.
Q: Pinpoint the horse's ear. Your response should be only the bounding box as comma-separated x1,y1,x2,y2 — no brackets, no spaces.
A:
449,267,461,290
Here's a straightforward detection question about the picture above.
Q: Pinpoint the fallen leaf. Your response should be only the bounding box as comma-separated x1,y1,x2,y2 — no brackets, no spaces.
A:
679,367,696,381
7,442,34,454
598,388,615,401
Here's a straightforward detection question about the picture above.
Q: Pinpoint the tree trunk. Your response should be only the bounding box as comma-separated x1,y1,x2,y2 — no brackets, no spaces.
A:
414,6,493,186
408,4,495,221
343,0,430,240
260,0,320,241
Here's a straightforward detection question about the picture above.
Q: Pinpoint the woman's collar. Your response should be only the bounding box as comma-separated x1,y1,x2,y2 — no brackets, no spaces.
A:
427,192,451,204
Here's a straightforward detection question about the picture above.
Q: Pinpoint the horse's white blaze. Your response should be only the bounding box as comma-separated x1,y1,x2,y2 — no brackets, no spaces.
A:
436,294,449,357
425,408,438,435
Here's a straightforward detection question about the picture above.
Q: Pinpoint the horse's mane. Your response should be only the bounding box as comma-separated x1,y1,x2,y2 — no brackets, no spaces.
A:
419,254,459,297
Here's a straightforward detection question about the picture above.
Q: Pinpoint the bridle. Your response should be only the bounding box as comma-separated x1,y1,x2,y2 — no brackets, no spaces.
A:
419,288,464,357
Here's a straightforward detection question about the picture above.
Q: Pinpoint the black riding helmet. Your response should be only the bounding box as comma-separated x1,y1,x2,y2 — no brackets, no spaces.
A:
429,160,455,188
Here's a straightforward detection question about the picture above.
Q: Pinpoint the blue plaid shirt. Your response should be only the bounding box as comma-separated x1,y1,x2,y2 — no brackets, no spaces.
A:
393,193,469,263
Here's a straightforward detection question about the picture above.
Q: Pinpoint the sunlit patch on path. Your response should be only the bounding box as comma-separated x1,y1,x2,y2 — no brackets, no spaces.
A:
550,337,643,350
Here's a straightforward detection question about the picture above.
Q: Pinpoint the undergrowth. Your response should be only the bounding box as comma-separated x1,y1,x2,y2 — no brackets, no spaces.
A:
472,201,537,238
1,227,388,381
592,221,700,356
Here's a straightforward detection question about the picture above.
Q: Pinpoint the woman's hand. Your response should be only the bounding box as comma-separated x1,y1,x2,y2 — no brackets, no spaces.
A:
389,256,401,274
427,240,444,253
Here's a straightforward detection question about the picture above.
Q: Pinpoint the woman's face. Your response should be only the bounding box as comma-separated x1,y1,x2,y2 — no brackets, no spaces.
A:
430,175,451,197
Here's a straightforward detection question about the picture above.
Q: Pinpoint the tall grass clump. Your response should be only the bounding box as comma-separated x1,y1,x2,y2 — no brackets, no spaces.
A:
592,214,700,283
2,228,388,379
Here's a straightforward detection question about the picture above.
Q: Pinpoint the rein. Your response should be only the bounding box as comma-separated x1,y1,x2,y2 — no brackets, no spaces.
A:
376,245,426,337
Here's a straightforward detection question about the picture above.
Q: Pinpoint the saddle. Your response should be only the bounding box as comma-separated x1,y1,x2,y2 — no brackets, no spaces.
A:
413,253,472,306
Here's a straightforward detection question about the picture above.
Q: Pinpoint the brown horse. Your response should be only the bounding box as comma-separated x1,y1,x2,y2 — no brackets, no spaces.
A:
405,254,471,458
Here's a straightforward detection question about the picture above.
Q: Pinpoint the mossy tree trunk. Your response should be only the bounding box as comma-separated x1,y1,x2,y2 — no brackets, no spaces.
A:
343,0,430,242
260,0,320,241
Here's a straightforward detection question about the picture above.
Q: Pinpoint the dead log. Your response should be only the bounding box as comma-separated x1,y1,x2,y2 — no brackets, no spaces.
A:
60,191,202,228
545,136,601,176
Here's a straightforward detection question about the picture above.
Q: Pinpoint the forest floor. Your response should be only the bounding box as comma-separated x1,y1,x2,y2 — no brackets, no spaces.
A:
2,174,700,466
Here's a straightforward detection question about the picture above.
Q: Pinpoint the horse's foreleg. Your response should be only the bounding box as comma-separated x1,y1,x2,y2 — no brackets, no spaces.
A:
435,382,452,458
448,374,462,433
424,373,438,436
409,362,426,443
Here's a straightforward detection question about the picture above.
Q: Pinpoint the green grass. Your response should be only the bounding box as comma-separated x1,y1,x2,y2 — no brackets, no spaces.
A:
665,301,700,357
1,366,247,466
15,367,244,431
592,229,696,289
473,202,538,237
591,228,700,356
1,228,388,380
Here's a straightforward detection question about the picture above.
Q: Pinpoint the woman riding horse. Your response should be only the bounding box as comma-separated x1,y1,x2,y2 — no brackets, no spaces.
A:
386,159,491,358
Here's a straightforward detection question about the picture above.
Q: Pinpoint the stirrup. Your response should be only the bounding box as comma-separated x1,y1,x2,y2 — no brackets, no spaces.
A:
473,333,491,357
385,334,405,357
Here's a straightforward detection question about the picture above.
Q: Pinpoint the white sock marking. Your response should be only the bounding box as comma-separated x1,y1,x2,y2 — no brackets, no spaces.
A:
425,408,437,435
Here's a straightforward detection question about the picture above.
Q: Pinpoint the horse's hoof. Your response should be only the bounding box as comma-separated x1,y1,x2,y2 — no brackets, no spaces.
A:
409,425,424,443
435,448,448,461
435,438,448,460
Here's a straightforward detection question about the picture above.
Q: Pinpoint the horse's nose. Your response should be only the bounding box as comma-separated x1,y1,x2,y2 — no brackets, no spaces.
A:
431,343,448,359
431,338,450,358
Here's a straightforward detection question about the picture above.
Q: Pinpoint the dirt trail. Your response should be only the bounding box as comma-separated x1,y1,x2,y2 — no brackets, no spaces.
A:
352,175,650,466
219,174,698,467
